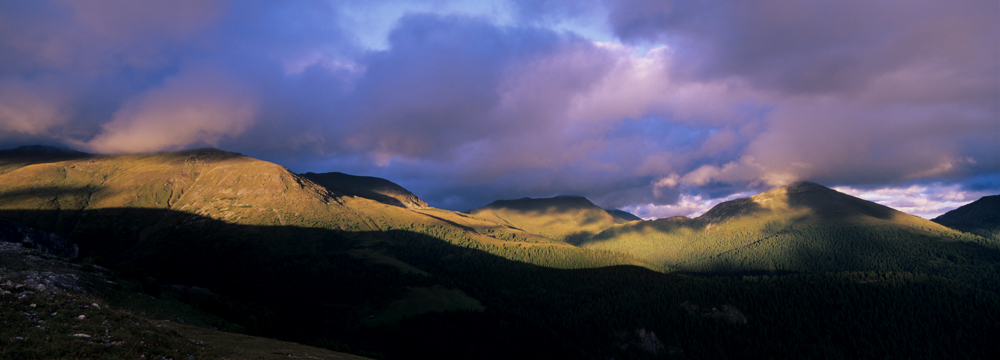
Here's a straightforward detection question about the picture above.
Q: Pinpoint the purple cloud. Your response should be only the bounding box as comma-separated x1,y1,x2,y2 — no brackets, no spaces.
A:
0,0,995,216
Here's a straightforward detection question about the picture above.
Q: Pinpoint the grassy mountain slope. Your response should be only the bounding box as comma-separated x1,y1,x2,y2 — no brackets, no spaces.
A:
581,182,1000,290
605,208,642,221
302,171,429,209
468,196,636,242
0,147,660,357
0,148,655,271
3,149,999,358
933,194,1000,240
0,148,659,327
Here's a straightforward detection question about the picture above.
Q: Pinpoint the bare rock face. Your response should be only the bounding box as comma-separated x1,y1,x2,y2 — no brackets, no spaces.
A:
0,220,78,258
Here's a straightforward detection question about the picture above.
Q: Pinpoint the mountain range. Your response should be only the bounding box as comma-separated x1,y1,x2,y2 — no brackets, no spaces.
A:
1,146,998,359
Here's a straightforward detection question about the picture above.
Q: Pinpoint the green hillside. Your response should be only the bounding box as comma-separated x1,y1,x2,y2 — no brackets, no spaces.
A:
302,171,429,209
605,208,642,221
934,194,1000,240
581,182,1000,291
468,196,636,242
0,147,660,358
0,147,655,271
3,148,999,359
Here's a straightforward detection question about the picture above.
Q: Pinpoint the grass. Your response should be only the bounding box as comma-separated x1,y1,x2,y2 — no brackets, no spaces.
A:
365,285,484,325
161,321,373,360
0,285,213,359
0,240,371,360
0,148,659,273
468,196,631,242
578,182,1000,291
0,289,371,360
3,148,998,358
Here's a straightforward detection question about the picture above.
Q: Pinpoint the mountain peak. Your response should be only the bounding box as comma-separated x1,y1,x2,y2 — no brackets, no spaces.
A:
933,194,1000,240
478,196,598,212
301,172,428,209
470,195,630,241
784,180,826,191
699,181,897,223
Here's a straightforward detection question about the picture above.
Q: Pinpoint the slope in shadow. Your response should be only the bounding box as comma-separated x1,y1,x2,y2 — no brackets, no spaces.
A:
302,172,428,209
1,209,999,360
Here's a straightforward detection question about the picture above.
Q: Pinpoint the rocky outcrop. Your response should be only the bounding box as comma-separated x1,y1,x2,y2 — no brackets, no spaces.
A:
0,241,101,294
0,220,78,258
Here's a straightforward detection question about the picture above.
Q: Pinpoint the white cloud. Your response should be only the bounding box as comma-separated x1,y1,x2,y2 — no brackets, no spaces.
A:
624,190,755,220
832,184,991,219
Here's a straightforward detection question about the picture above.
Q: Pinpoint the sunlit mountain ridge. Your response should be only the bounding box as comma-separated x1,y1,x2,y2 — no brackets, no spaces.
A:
2,146,999,359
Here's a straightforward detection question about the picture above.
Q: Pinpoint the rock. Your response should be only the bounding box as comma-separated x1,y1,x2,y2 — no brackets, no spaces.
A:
636,328,665,355
0,220,78,258
680,301,749,325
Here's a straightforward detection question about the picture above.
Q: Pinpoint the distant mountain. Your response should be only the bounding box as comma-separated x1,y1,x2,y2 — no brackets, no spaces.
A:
302,172,428,209
468,196,634,242
605,208,642,222
933,195,1000,240
698,181,896,223
582,181,1000,290
0,144,88,156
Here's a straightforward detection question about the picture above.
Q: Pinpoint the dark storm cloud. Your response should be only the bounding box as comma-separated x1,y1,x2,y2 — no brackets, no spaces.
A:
0,0,354,152
339,14,564,160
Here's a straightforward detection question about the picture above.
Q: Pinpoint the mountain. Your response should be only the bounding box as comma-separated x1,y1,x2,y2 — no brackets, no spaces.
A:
0,144,88,157
302,171,428,209
581,181,1000,290
0,147,651,267
0,146,662,357
3,147,999,359
468,196,636,242
933,195,1000,240
697,181,897,223
605,208,642,221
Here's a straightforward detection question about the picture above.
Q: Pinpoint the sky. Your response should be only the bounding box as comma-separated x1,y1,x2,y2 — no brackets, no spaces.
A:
0,0,997,219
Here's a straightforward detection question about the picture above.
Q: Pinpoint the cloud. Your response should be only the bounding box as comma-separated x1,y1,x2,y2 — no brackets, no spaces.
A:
0,0,226,73
83,65,257,153
833,184,996,219
625,190,756,219
0,78,72,137
0,1,995,215
606,0,998,96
